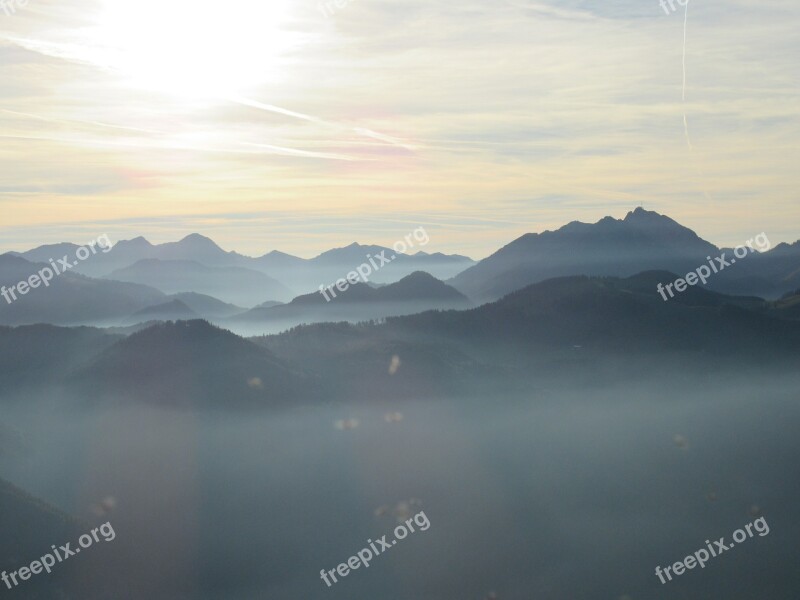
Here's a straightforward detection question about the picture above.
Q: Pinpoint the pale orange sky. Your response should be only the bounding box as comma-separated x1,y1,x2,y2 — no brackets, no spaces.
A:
0,0,798,258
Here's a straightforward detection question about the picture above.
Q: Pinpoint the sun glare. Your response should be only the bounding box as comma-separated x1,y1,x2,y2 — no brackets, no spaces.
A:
91,0,295,98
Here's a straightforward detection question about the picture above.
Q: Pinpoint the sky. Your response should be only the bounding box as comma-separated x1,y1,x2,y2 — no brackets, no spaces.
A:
0,0,797,259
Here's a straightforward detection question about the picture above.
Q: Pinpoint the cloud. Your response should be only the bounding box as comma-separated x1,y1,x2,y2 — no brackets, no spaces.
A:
0,0,797,256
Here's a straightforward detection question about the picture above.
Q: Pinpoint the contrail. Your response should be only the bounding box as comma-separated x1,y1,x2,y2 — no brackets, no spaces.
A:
0,110,355,160
0,107,162,135
229,96,416,152
680,0,713,202
682,0,692,151
241,142,357,161
0,133,357,160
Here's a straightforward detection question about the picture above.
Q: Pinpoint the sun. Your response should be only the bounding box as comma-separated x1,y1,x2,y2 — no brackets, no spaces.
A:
90,0,296,99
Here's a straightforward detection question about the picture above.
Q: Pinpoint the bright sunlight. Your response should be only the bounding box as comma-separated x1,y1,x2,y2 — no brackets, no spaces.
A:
90,0,296,98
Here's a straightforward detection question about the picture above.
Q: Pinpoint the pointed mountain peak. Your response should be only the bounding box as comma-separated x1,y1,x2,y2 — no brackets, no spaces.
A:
624,207,670,222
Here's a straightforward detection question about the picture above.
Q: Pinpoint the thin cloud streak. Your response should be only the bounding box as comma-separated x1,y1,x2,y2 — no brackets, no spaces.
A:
229,96,417,152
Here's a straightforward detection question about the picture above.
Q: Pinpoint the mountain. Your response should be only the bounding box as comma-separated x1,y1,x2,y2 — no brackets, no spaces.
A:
249,243,475,295
300,271,467,305
0,477,82,599
449,208,800,301
0,324,120,391
251,300,284,310
450,208,721,301
105,259,293,305
722,240,800,296
168,292,246,318
127,299,198,323
245,271,800,399
370,270,470,302
2,271,800,402
15,234,233,277
308,242,474,284
73,320,317,406
255,320,484,400
229,271,470,334
15,235,475,296
0,254,166,326
12,241,84,263
251,250,308,275
391,271,800,355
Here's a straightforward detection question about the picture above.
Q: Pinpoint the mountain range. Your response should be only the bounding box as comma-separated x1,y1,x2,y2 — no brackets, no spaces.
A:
228,271,470,334
12,234,475,300
3,208,799,332
2,270,798,405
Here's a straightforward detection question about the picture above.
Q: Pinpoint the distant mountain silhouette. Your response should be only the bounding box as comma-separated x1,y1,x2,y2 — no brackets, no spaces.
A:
16,233,246,278
450,208,800,301
15,235,475,296
252,250,307,272
718,240,800,296
394,271,800,354
128,299,198,322
370,270,470,302
0,254,165,326
167,292,246,318
73,320,317,406
231,271,470,332
246,243,475,295
105,259,293,305
296,271,468,306
251,300,284,310
450,208,720,301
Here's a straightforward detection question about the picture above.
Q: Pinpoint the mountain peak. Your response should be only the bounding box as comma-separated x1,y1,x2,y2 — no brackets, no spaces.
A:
624,207,668,223
177,233,221,248
124,236,153,247
397,270,439,284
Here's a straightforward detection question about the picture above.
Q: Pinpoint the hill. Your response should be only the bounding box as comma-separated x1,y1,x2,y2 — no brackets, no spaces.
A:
230,271,470,334
73,320,317,406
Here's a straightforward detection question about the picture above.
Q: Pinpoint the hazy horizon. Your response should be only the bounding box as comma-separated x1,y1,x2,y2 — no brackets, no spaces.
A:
2,207,798,261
